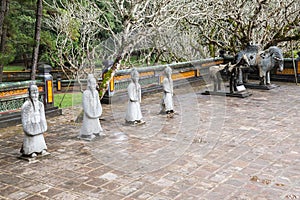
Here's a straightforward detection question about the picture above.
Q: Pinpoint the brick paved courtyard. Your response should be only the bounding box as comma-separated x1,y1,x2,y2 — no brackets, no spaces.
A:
0,81,299,200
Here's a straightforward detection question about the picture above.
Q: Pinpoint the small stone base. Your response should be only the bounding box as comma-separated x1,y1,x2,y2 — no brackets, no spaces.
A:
244,83,279,90
124,120,146,126
77,134,95,141
158,111,179,118
18,151,50,163
167,113,175,118
201,90,252,98
94,132,107,137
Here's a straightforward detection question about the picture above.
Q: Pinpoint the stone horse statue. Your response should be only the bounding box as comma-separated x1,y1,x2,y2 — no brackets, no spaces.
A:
228,53,250,93
209,53,250,93
236,45,284,85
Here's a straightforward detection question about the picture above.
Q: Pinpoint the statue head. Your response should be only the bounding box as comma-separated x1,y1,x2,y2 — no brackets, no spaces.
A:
164,66,172,78
268,46,284,72
29,83,39,102
130,68,139,83
87,74,97,91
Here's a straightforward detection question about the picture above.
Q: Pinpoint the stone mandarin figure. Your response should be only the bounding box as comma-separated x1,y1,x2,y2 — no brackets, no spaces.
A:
161,66,174,116
125,68,145,125
78,74,104,141
20,83,48,158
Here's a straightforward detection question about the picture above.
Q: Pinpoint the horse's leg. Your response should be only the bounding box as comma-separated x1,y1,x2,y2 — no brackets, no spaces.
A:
243,71,249,83
234,77,237,91
213,77,217,91
238,68,243,85
259,67,265,85
266,71,271,85
234,68,238,91
217,73,222,91
229,72,233,93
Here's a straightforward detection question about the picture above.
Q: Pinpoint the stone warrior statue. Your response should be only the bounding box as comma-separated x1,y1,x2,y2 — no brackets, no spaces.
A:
20,83,48,158
125,68,145,125
78,74,104,141
161,66,174,117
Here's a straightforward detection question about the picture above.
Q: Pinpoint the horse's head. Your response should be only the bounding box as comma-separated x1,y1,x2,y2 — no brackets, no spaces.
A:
269,46,284,72
273,56,284,72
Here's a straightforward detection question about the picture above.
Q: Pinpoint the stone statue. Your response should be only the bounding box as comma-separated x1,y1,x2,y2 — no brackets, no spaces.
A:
125,68,145,125
236,45,284,86
161,66,174,116
20,83,48,158
78,74,104,141
256,46,284,85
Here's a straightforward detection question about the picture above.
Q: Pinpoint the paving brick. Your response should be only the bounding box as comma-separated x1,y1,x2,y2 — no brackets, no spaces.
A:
7,190,30,200
25,195,48,200
40,188,64,198
0,186,19,197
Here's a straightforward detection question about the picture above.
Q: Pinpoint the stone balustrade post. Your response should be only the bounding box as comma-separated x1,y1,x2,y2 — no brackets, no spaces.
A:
38,64,54,108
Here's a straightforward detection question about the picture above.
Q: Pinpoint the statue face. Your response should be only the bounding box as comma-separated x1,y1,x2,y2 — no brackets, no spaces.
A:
30,85,39,101
89,78,97,90
131,71,139,83
132,76,139,83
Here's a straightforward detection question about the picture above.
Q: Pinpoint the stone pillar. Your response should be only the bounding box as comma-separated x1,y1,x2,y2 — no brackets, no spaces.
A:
296,52,300,82
56,73,62,91
38,64,54,108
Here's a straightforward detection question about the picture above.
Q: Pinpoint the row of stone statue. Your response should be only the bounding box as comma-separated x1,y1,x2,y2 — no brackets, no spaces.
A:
20,67,174,158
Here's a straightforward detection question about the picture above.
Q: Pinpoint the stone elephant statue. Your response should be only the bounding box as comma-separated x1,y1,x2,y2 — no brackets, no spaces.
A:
256,46,284,85
236,45,284,85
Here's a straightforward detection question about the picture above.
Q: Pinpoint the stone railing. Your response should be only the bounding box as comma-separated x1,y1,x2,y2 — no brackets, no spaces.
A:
0,80,45,113
0,64,62,128
114,57,224,91
3,57,299,89
100,57,225,103
271,58,300,82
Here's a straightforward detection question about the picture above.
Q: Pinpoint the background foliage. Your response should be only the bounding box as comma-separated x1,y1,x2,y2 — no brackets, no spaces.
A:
1,0,299,74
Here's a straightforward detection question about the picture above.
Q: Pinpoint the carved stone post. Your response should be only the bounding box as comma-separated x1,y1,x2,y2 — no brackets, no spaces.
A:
38,64,54,108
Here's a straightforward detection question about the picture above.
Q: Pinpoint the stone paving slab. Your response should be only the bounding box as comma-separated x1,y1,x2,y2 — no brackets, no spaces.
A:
0,81,300,200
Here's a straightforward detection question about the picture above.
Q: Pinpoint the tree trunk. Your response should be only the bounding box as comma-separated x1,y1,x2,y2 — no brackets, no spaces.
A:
0,27,8,82
0,0,8,83
31,0,43,81
0,0,7,37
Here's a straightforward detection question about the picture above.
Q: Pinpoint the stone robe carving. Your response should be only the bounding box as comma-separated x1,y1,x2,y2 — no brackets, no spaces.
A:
20,84,48,157
78,74,103,141
125,69,144,124
161,66,174,114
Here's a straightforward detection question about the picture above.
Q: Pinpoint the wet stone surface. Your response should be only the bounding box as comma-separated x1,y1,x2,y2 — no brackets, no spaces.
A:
0,81,300,199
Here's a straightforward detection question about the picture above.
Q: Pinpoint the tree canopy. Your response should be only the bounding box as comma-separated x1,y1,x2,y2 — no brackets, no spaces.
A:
0,0,299,74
